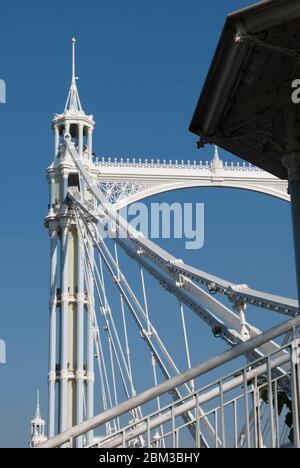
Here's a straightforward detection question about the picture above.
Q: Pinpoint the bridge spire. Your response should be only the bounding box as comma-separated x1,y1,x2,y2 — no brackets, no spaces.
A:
212,145,223,170
30,390,47,448
51,38,95,162
64,38,83,114
71,37,76,85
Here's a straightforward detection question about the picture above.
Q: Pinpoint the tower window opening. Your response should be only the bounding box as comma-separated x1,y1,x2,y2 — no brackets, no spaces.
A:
69,124,78,144
68,173,80,190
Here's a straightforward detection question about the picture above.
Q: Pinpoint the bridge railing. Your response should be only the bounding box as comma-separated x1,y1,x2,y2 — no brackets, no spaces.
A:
37,315,300,449
94,340,297,449
94,157,263,172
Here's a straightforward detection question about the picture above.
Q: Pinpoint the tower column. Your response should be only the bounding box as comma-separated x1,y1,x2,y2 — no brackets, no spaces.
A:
64,123,70,137
46,38,96,442
48,223,58,438
61,171,69,208
54,126,59,157
60,219,70,433
87,127,93,157
76,234,85,448
86,240,94,446
48,173,55,216
78,124,84,157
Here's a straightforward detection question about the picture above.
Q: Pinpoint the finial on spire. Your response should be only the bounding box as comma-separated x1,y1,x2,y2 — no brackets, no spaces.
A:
212,145,223,170
64,38,83,114
214,145,220,162
71,37,76,84
34,389,42,420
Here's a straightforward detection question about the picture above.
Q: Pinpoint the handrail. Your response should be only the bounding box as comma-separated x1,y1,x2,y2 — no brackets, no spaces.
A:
37,314,300,448
97,351,291,448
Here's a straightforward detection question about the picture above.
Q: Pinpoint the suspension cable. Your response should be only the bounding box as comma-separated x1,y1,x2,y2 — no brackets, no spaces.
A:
179,302,195,393
98,252,136,397
75,207,216,444
76,209,140,424
81,240,115,435
114,243,134,394
108,335,120,431
77,212,132,384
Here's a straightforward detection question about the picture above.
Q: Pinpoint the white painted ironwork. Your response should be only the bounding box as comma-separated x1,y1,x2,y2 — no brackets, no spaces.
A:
39,40,299,450
37,315,300,448
96,146,289,208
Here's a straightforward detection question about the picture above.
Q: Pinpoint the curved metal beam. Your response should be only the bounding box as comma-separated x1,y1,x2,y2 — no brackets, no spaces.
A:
111,182,290,210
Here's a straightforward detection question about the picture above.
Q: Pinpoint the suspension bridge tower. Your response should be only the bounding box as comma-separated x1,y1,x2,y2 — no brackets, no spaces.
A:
44,38,97,447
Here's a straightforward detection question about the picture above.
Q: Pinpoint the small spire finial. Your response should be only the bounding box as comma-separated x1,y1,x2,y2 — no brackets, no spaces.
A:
71,37,77,84
37,389,40,409
214,145,220,162
212,145,223,170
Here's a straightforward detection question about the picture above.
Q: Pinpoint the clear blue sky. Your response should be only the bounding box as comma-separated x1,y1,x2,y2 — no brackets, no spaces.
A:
0,0,296,447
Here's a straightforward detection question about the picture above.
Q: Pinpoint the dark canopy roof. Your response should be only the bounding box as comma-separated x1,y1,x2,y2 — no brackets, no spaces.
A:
189,0,300,179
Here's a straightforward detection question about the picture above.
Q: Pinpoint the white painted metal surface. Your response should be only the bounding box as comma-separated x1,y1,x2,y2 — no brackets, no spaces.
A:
39,40,298,450
96,146,289,208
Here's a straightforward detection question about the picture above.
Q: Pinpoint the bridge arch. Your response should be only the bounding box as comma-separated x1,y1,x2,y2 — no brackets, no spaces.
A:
112,180,290,209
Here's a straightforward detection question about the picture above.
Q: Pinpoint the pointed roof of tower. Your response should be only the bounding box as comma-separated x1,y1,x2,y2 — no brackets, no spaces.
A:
52,38,95,139
31,390,44,425
64,38,84,115
30,390,47,448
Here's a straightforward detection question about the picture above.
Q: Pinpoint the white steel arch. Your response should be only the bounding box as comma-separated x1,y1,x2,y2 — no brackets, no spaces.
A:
96,147,289,209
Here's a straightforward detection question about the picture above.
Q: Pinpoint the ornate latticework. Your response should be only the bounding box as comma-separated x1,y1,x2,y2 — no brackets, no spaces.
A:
99,181,160,205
